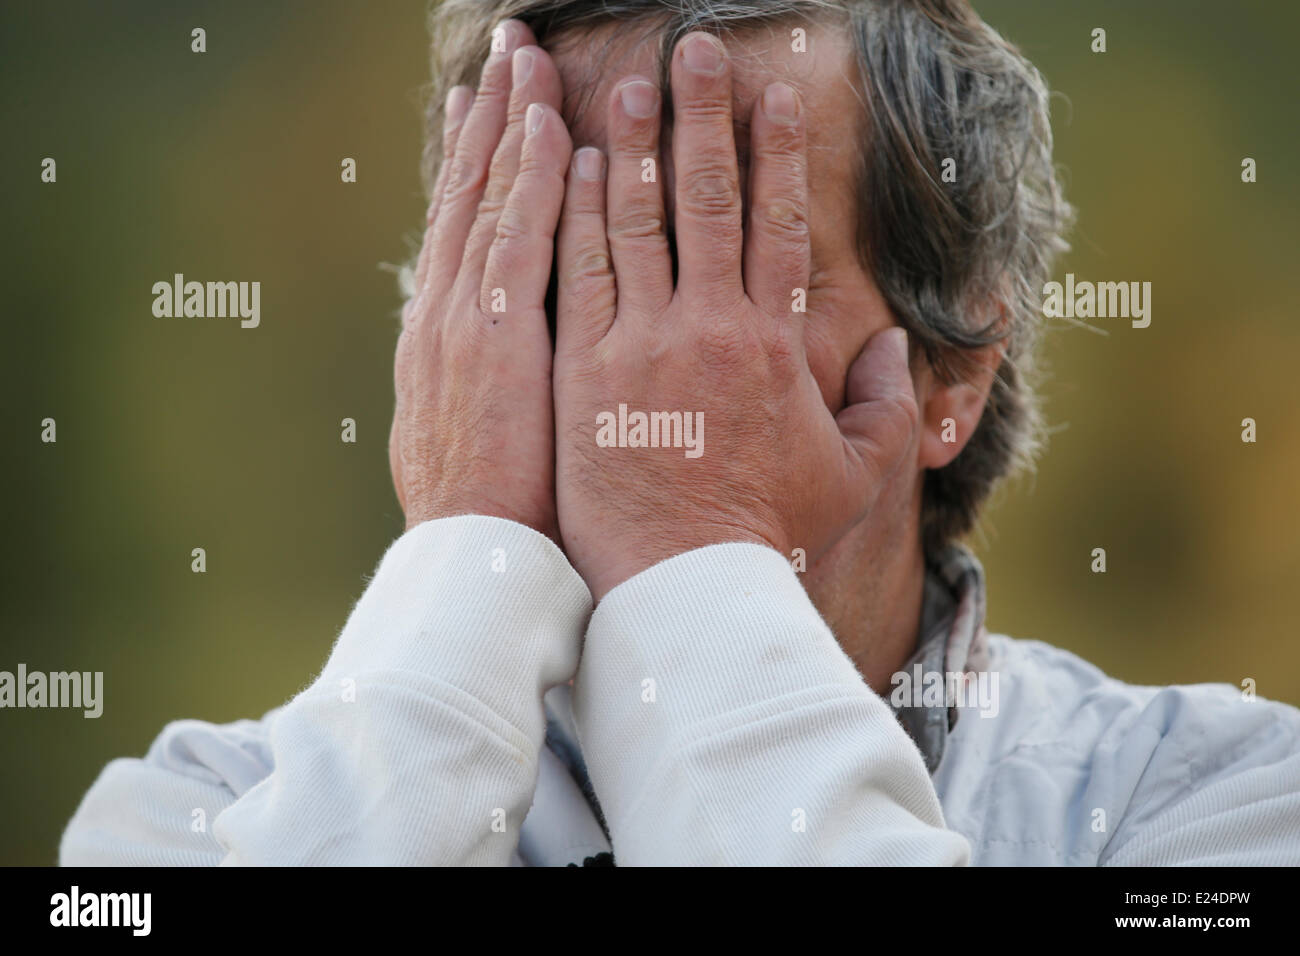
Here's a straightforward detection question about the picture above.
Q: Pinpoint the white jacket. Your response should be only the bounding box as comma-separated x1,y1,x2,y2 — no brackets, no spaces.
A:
60,516,1300,865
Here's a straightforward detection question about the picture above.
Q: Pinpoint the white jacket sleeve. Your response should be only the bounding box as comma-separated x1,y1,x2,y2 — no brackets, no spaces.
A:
60,515,591,866
571,542,971,865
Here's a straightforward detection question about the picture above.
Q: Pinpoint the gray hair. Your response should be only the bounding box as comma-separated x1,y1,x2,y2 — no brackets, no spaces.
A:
419,0,1073,554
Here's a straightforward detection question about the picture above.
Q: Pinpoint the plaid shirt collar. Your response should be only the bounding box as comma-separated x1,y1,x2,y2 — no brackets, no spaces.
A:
890,543,990,773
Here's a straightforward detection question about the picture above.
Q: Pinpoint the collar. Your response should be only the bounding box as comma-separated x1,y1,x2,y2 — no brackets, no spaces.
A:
890,543,990,773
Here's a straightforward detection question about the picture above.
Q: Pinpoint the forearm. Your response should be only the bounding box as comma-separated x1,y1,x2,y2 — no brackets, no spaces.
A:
62,515,592,866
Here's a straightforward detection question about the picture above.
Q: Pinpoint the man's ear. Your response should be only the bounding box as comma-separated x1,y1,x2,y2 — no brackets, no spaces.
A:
916,338,1005,470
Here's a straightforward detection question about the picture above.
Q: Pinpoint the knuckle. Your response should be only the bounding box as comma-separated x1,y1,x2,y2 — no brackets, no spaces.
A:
517,155,566,195
481,169,515,206
898,393,922,431
679,166,741,217
607,210,666,242
762,326,800,371
678,100,733,127
476,62,512,101
474,191,507,223
512,157,545,188
880,393,921,438
567,247,613,283
757,198,809,243
494,204,530,244
443,156,485,200
563,258,616,314
612,119,659,154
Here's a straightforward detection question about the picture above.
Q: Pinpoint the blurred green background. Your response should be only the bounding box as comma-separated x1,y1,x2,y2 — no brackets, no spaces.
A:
1,1,1296,865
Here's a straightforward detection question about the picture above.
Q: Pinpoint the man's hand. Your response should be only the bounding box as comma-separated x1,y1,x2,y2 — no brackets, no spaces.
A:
554,32,919,600
391,21,571,537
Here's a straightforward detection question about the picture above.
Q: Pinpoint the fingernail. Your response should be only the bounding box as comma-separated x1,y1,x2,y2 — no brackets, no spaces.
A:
526,103,545,136
574,147,605,181
763,82,799,124
512,47,535,88
619,80,659,118
445,86,473,127
683,34,723,75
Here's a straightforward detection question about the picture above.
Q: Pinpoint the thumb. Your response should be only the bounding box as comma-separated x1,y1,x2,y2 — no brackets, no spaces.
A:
835,326,919,485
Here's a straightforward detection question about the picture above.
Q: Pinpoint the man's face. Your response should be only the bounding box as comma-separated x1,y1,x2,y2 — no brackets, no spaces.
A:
550,21,901,419
547,20,935,659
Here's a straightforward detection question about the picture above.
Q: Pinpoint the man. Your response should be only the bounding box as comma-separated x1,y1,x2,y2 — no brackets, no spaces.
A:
62,1,1300,865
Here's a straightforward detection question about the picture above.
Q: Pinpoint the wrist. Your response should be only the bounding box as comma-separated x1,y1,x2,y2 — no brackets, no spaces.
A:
406,500,559,543
581,522,788,602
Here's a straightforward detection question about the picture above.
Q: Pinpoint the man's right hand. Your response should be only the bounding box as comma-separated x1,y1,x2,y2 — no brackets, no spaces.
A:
390,20,571,538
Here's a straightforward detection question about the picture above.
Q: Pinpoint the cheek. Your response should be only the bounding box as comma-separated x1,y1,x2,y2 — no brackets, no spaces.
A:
803,324,852,413
803,293,903,413
803,261,899,412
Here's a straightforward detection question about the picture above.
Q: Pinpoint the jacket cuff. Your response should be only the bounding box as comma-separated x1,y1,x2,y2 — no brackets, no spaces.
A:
319,515,592,742
573,543,884,804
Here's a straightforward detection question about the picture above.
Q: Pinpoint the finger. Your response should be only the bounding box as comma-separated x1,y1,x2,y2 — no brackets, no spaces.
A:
837,327,920,486
429,20,534,286
744,82,811,314
670,32,743,303
414,85,475,298
604,77,672,314
557,146,616,351
427,86,476,228
460,42,564,283
481,104,573,319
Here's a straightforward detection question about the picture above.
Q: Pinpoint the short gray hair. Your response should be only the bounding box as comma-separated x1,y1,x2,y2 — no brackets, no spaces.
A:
420,0,1072,554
